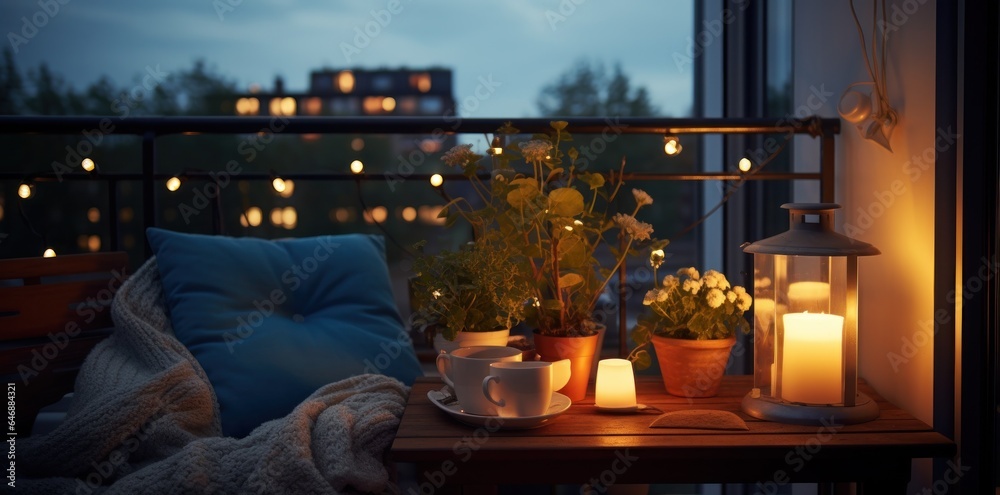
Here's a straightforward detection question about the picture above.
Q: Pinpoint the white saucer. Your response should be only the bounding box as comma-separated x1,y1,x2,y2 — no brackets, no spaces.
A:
427,388,572,429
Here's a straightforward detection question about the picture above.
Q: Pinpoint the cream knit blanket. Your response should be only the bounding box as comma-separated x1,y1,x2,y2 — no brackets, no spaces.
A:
19,258,408,494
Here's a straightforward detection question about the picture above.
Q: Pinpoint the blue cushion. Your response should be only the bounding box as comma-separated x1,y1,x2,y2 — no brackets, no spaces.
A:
146,228,422,437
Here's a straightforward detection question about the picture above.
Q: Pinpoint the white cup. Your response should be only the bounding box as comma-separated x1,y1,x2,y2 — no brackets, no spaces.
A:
436,346,522,415
481,360,571,418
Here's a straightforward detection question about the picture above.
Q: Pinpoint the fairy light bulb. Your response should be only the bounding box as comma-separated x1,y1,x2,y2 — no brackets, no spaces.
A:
166,176,182,192
738,157,752,172
350,160,364,174
17,183,34,199
490,136,504,155
81,158,96,172
43,248,56,258
272,177,287,193
663,136,682,156
429,174,444,187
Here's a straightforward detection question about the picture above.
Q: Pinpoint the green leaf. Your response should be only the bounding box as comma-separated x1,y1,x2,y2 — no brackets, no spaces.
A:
545,167,564,184
558,273,585,288
578,172,606,190
506,178,539,208
557,236,588,268
541,299,563,310
547,188,584,217
631,349,652,370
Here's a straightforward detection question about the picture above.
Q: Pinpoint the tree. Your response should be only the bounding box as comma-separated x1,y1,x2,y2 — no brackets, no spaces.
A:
0,49,24,115
536,59,657,117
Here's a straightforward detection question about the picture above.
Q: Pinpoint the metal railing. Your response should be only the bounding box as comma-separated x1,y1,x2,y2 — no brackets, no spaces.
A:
0,115,840,357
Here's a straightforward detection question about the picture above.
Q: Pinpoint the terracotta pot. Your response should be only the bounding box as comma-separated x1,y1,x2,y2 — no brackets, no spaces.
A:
433,328,510,354
651,335,736,398
533,331,600,401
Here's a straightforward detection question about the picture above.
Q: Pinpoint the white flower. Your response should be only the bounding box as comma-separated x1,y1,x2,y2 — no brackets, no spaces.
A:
703,269,731,290
613,213,653,241
706,288,725,309
737,292,753,311
727,291,737,303
642,289,659,306
518,139,554,162
677,267,700,280
702,272,720,289
732,285,747,297
662,275,679,289
632,188,653,207
656,288,669,302
442,144,476,166
682,278,702,294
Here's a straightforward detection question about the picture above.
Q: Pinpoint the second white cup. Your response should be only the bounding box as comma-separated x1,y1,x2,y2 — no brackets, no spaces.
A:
481,360,570,418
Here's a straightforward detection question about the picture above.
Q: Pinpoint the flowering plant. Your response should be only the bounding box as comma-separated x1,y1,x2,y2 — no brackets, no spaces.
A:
410,237,534,342
439,121,664,337
627,255,752,367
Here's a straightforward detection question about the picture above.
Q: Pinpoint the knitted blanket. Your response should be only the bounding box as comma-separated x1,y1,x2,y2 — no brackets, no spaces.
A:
19,258,409,494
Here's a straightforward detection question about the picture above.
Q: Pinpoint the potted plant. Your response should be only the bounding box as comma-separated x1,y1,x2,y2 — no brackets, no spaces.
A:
628,254,753,398
410,238,534,353
439,122,664,400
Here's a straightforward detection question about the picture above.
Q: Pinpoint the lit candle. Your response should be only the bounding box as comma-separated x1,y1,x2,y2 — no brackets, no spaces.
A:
595,359,637,409
781,312,844,404
787,281,830,313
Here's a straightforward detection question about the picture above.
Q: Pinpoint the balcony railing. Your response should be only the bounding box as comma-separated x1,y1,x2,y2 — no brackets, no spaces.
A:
0,115,840,359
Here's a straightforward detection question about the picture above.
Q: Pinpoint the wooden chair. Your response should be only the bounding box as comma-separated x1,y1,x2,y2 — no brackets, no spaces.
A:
0,252,129,435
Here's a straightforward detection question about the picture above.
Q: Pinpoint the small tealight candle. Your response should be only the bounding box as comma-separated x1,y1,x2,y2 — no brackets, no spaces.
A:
595,359,637,410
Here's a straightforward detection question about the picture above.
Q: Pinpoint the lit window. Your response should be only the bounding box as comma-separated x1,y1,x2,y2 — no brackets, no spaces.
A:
419,139,442,153
304,97,323,116
87,207,100,223
351,138,365,151
363,97,383,114
410,72,432,92
381,97,396,112
337,71,355,93
236,97,260,116
269,97,295,116
282,207,297,229
87,235,101,252
244,206,263,227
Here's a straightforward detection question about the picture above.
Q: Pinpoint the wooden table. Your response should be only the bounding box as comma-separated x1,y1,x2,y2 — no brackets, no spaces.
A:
391,375,955,492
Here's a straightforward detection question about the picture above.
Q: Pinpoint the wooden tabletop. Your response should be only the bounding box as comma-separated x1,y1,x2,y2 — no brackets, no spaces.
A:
391,375,955,487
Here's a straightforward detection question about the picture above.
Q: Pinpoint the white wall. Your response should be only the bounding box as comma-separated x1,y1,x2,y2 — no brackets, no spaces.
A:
792,0,938,488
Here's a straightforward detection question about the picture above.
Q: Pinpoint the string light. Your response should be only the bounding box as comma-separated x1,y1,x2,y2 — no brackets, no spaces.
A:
429,174,444,187
738,157,752,173
490,135,504,155
42,248,56,258
165,176,182,192
81,158,96,172
350,160,364,174
272,177,287,193
17,182,34,199
663,136,682,156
